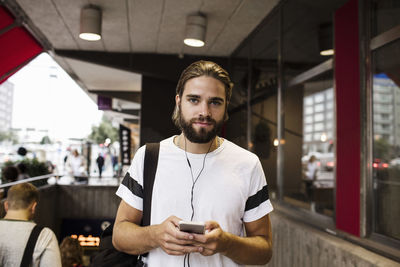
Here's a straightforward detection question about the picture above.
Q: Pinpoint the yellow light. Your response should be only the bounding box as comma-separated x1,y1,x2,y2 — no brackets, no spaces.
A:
273,138,279,147
79,33,101,41
320,49,334,56
184,38,204,47
71,234,100,246
321,133,327,142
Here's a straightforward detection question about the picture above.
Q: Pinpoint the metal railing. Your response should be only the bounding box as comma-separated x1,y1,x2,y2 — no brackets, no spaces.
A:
0,173,61,189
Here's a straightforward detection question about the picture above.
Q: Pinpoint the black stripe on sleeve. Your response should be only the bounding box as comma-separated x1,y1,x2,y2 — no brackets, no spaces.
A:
245,185,269,211
121,172,143,198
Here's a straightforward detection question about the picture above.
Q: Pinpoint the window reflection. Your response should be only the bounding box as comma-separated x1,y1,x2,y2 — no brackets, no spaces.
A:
372,40,400,240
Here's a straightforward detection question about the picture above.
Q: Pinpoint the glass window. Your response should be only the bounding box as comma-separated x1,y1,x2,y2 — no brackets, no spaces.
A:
372,38,400,241
315,104,324,112
326,89,333,100
314,113,324,122
371,0,400,37
277,0,336,218
305,124,313,133
305,116,313,124
314,123,324,131
314,93,324,103
305,97,313,106
305,106,313,115
313,133,321,141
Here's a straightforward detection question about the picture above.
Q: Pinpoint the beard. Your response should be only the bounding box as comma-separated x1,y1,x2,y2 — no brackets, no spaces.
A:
178,109,224,144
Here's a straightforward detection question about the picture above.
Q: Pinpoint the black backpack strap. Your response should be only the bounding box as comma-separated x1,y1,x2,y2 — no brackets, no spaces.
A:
142,143,160,227
20,224,44,267
140,143,159,260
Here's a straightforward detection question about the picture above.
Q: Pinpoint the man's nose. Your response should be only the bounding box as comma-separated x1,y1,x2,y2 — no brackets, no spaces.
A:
199,102,211,116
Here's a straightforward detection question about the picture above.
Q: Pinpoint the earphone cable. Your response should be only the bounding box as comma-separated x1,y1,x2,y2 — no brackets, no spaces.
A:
183,135,216,267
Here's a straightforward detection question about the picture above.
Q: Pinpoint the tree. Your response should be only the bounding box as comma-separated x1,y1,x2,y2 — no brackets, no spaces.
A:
40,135,52,144
0,130,19,144
374,138,392,161
88,116,119,145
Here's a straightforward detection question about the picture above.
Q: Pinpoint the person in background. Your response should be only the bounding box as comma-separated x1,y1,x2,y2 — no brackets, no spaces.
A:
0,183,61,266
304,155,319,201
96,154,105,178
66,149,86,178
60,236,84,267
17,162,30,181
1,165,19,198
111,154,118,177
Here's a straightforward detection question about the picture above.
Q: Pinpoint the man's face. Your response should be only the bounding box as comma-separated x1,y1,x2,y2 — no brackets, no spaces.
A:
176,76,226,143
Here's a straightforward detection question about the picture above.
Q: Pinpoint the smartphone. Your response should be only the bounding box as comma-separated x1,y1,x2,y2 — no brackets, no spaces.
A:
178,221,205,234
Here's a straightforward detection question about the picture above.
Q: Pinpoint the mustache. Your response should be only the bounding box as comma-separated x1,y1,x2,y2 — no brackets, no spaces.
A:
190,116,216,124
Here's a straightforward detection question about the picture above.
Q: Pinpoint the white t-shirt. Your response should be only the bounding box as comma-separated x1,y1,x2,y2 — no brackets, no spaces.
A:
0,220,61,267
116,136,273,267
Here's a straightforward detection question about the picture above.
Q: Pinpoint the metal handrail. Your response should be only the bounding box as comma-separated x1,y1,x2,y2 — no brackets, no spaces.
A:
0,173,62,189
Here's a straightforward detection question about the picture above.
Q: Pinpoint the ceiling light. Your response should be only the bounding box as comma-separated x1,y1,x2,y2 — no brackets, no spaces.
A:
318,23,334,56
184,14,206,47
79,5,102,41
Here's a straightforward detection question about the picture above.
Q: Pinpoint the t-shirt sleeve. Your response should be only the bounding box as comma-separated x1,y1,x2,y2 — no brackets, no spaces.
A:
243,160,273,222
116,145,146,211
37,228,62,267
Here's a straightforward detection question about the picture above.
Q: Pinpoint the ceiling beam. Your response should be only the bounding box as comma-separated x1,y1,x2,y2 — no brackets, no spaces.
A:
88,90,141,103
55,50,231,82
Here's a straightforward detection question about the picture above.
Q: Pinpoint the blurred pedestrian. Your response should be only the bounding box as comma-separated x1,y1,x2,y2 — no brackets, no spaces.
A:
17,162,30,180
66,150,86,178
60,236,84,267
111,154,118,177
96,154,104,178
1,165,19,198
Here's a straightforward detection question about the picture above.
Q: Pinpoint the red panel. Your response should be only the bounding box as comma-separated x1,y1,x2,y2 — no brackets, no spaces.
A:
334,0,360,236
0,6,14,29
0,26,42,82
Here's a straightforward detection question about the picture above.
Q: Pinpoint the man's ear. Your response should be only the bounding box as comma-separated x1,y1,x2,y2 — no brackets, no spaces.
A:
31,201,37,215
4,201,9,212
175,94,181,107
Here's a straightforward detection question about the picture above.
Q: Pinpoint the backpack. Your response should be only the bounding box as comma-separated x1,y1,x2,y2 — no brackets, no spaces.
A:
89,143,160,267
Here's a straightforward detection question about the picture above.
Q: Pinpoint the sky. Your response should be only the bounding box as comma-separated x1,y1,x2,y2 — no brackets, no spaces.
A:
8,53,103,142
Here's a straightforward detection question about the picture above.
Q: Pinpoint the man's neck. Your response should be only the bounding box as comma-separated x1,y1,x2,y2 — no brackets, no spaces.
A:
176,133,220,154
4,210,31,221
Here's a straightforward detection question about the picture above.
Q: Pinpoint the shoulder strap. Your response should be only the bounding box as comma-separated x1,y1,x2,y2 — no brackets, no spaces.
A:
140,143,159,260
142,143,160,227
20,224,44,267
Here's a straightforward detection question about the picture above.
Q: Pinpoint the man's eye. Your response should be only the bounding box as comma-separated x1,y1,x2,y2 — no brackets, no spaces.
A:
210,101,222,106
189,98,198,103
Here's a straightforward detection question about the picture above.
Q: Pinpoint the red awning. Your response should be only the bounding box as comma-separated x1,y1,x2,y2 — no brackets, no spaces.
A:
0,6,43,84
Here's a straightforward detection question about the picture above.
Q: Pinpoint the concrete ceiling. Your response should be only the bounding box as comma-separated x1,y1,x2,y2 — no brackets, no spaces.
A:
14,0,279,56
5,0,280,121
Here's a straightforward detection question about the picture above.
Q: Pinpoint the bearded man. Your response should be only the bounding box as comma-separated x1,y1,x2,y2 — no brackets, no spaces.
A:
113,60,273,267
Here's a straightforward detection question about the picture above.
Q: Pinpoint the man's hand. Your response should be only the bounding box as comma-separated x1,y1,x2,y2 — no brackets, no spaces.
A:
152,216,203,256
190,216,272,265
191,221,230,256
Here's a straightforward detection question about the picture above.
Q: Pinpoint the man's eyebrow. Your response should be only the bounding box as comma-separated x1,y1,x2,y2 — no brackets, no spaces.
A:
209,97,224,102
186,94,200,99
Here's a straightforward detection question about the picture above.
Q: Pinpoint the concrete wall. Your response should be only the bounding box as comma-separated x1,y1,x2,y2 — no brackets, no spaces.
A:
264,211,399,267
34,185,120,238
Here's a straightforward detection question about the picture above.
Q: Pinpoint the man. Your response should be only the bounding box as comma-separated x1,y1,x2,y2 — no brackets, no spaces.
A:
67,149,86,179
96,153,105,178
113,60,273,266
0,183,61,266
